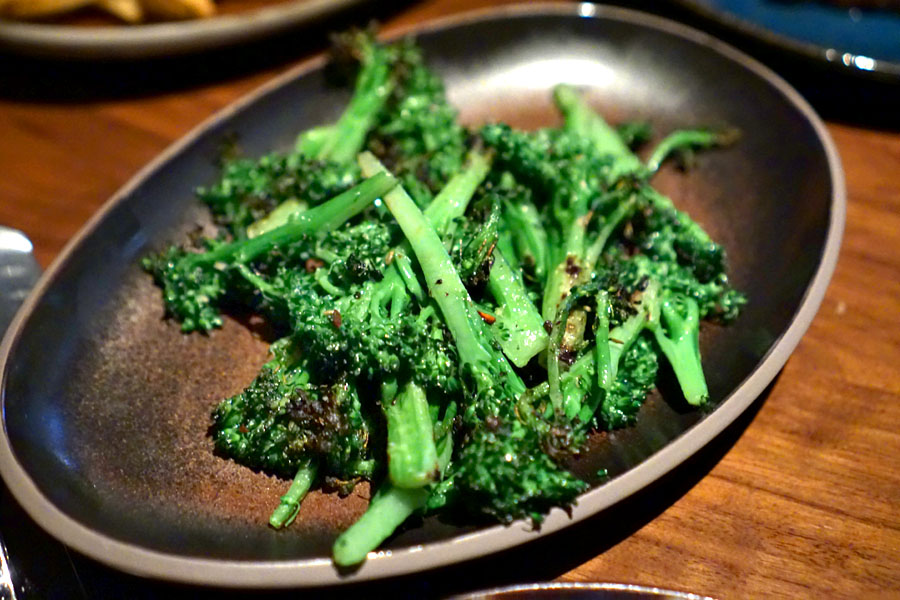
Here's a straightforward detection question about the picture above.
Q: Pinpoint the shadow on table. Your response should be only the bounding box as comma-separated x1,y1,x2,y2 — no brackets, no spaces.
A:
1,378,774,599
0,0,415,104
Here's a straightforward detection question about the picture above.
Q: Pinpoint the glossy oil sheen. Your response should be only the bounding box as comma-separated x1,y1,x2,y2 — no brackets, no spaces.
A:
0,5,840,585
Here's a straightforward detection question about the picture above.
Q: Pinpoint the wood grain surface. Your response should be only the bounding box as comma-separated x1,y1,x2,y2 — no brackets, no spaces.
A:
0,0,898,598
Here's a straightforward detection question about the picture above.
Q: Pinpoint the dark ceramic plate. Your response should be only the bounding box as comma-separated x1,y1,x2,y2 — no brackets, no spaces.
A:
671,0,900,80
0,2,844,589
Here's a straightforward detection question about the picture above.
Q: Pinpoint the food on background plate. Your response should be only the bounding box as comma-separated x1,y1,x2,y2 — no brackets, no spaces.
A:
0,0,213,23
143,29,746,567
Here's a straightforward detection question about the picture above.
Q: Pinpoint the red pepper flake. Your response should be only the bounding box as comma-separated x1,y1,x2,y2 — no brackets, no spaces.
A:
331,310,342,328
238,425,248,434
305,258,325,273
609,337,624,345
477,310,496,325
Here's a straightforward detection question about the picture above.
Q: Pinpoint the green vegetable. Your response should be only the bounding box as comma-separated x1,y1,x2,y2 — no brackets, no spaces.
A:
144,31,745,567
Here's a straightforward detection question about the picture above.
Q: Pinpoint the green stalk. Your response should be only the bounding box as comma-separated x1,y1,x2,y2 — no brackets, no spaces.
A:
295,124,337,158
331,398,457,567
386,151,494,306
583,196,638,273
246,199,307,238
649,294,708,406
486,250,549,367
184,172,396,268
646,128,739,174
358,152,493,366
501,196,548,284
608,281,658,381
317,47,394,164
594,292,612,392
423,151,493,231
553,84,644,179
269,461,317,529
385,381,440,489
542,205,596,324
332,483,429,567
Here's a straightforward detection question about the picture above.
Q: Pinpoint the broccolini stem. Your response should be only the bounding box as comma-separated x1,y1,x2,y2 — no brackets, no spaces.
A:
608,280,658,381
317,46,394,164
385,381,440,489
246,199,307,238
553,84,644,179
583,196,638,273
486,249,549,367
433,400,457,471
594,292,613,392
295,123,337,158
332,483,429,567
358,152,494,367
183,172,397,268
269,461,318,529
501,196,549,284
541,212,590,323
391,251,425,302
649,294,708,406
314,267,345,297
645,128,739,174
422,151,493,231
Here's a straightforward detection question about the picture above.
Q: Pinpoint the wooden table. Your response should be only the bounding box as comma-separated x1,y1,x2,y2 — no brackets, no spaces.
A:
1,0,898,597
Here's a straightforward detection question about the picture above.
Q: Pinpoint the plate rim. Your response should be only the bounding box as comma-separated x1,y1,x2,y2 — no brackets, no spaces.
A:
0,1,846,588
0,0,367,59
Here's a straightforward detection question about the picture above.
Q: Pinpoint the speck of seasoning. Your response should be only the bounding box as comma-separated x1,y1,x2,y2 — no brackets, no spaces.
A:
435,279,443,285
331,310,342,329
238,425,248,434
477,310,496,325
305,258,325,273
543,320,553,334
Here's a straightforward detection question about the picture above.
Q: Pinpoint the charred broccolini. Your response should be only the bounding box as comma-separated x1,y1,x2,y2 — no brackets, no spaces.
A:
144,30,745,567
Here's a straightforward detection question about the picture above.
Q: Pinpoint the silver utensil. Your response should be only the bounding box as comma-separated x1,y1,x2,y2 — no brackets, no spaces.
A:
0,227,40,336
0,225,41,600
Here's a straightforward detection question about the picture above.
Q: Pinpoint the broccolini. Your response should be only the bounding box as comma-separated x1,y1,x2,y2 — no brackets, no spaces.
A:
144,30,745,567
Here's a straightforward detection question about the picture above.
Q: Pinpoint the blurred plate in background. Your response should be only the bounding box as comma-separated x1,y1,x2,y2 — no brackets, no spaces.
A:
452,582,715,600
0,0,369,59
671,0,900,80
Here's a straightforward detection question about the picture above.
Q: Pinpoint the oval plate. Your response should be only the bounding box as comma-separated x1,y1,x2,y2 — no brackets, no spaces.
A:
0,2,844,589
